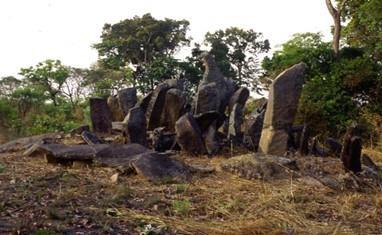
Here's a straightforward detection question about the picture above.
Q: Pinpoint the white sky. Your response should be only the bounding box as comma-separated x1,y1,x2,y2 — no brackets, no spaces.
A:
0,0,333,77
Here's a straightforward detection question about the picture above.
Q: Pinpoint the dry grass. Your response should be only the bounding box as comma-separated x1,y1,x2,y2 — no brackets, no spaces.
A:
1,150,382,234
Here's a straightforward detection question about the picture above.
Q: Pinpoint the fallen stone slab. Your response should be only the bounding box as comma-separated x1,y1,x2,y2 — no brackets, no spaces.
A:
130,152,191,182
0,133,62,153
221,154,298,180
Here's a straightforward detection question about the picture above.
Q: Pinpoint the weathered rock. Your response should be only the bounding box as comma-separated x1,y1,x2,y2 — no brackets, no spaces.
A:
221,154,298,180
362,154,380,172
243,101,267,151
107,95,124,121
259,63,307,155
145,84,171,130
111,122,125,132
162,79,185,91
123,107,147,146
130,152,191,182
152,127,176,152
228,87,249,113
311,137,328,157
175,113,206,154
0,133,61,153
341,127,362,173
195,53,236,115
299,125,310,156
118,88,137,115
81,131,103,145
228,103,244,141
70,125,90,136
90,97,113,134
161,88,187,131
95,144,150,168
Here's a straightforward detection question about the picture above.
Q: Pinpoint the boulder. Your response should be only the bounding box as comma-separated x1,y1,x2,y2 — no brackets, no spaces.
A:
161,88,187,131
90,97,113,134
123,107,147,146
259,63,307,155
117,87,137,115
175,113,206,154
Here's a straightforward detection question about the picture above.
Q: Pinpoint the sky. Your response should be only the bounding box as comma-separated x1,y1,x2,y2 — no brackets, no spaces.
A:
0,0,333,77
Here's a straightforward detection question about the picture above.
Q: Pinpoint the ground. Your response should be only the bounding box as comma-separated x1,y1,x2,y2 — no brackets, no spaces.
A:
0,149,382,235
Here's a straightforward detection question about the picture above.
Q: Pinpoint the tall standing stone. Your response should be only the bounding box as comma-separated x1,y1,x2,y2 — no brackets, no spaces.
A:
228,87,250,114
118,88,137,116
243,101,267,151
340,127,362,173
161,88,186,132
259,63,307,155
90,97,112,134
123,107,147,146
228,103,245,141
107,95,124,121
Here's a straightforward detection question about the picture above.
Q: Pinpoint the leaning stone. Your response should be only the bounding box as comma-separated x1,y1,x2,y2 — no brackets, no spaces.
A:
138,91,153,113
259,63,307,155
228,103,244,141
118,87,137,116
81,131,103,145
123,107,147,146
194,82,221,114
362,154,380,172
203,121,220,155
161,88,187,131
243,101,267,151
175,113,206,155
90,97,113,134
194,111,221,133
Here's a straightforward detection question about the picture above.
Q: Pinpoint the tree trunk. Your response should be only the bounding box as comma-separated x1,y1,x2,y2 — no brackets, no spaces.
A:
325,0,346,57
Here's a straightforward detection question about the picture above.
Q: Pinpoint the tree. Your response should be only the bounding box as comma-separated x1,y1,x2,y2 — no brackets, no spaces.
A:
20,60,70,106
325,0,348,57
204,27,270,90
93,13,191,92
0,76,21,97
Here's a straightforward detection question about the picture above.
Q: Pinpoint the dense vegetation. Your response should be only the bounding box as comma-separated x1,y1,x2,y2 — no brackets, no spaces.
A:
0,0,381,150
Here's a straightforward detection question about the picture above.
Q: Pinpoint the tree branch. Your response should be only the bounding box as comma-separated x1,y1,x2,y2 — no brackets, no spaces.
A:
325,0,338,18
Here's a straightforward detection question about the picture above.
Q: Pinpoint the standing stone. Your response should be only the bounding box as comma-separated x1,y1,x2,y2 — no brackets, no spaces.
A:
194,83,220,114
298,125,310,156
175,113,206,154
161,88,186,132
243,101,267,151
118,88,137,116
90,97,112,134
152,127,176,152
107,95,124,121
145,84,171,130
204,121,220,155
259,63,307,155
123,107,147,146
228,103,245,141
341,127,362,173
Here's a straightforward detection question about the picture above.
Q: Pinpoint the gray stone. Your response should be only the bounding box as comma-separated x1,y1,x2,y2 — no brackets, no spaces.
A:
175,113,206,154
341,127,362,173
70,125,90,136
81,131,103,145
145,83,171,130
107,95,124,121
118,87,137,116
138,91,153,113
243,101,267,151
0,133,62,153
203,121,220,155
221,154,298,180
259,63,307,155
228,103,245,140
152,127,176,152
90,97,113,134
228,87,250,113
123,107,147,146
161,88,187,132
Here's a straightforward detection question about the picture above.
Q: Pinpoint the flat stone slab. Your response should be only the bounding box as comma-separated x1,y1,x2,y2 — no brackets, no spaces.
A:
221,154,298,180
0,133,62,153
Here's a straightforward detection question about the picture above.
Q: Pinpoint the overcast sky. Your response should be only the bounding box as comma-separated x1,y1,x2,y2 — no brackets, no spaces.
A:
0,0,333,77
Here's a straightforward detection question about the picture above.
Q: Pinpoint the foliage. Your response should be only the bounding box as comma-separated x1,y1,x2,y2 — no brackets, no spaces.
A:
204,27,270,90
172,199,191,215
93,13,191,92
